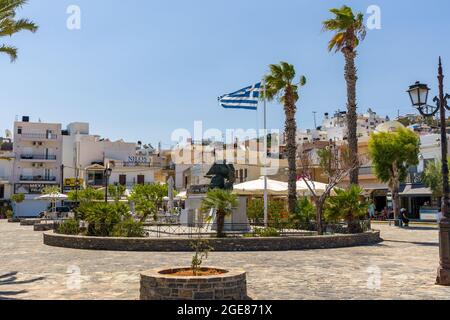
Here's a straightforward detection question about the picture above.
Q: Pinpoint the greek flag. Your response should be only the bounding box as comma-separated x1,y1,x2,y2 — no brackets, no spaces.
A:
218,82,261,110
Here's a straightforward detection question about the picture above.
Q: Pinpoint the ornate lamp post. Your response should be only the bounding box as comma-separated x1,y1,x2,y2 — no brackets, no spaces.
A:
407,57,450,286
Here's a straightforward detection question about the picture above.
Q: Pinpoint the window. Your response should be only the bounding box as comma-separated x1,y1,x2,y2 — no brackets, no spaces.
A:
17,127,22,134
0,185,4,199
119,175,127,186
137,175,145,185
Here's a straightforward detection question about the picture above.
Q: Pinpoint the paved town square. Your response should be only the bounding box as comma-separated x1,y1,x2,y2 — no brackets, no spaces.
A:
1,221,449,300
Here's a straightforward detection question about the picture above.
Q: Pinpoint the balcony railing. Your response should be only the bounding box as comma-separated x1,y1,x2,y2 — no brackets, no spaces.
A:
121,162,152,168
20,154,57,161
20,133,58,140
19,175,57,182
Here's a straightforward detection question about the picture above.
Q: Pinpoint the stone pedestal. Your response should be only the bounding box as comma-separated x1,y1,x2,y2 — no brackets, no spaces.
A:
183,195,250,232
437,218,450,286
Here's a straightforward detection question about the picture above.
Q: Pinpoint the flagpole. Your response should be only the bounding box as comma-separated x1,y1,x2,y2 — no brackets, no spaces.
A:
263,80,268,228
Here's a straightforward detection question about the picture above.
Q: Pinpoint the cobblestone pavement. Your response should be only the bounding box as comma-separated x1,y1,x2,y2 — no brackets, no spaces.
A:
0,220,449,300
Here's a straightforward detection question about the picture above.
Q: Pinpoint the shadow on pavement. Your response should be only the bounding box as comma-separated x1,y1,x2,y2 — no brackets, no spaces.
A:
382,239,439,247
0,272,46,300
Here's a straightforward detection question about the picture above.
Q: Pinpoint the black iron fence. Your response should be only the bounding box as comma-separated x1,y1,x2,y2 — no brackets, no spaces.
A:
144,220,372,238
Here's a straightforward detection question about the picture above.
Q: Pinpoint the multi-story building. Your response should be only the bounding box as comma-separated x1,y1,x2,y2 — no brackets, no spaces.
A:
321,108,389,141
12,116,63,216
62,122,172,191
0,138,14,207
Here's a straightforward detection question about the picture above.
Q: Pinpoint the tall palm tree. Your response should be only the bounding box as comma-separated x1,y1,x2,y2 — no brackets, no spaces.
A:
0,0,38,62
323,5,366,185
201,189,238,238
263,62,306,215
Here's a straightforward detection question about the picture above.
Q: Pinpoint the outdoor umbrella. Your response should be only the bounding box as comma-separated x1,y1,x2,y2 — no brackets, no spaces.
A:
233,177,288,196
35,192,68,215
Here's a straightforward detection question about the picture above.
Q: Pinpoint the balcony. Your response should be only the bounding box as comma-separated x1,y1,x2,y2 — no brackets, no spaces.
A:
19,175,57,182
121,162,152,168
20,154,57,161
20,133,58,140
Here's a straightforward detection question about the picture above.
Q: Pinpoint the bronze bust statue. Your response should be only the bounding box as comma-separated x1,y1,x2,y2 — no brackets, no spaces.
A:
205,161,236,190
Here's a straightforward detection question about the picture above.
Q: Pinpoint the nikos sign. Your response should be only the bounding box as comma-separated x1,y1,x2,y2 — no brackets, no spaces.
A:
128,156,149,163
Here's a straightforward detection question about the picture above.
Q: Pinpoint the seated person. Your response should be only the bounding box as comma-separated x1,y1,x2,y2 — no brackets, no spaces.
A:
399,208,410,227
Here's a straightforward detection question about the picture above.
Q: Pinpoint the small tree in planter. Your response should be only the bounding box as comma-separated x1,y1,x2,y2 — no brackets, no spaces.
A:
190,214,214,276
201,189,238,238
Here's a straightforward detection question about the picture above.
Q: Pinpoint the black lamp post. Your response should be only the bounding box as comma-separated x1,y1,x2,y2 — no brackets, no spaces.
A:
407,57,450,286
104,167,112,203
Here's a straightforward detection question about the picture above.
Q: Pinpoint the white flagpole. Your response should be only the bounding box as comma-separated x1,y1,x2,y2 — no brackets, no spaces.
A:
263,81,269,228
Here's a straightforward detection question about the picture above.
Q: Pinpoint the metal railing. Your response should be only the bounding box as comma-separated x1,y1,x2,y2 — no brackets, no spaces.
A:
143,220,372,238
20,175,57,182
20,154,57,160
21,133,58,140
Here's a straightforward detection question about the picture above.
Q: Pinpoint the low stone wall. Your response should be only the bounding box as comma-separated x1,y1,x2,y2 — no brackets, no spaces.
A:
43,230,382,252
140,267,247,300
20,219,41,226
34,223,57,232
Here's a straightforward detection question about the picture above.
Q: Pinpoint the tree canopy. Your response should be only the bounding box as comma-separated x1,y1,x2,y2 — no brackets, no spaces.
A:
368,128,420,184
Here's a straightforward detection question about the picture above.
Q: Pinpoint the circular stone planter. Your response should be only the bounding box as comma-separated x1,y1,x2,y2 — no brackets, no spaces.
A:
140,267,247,300
44,230,382,252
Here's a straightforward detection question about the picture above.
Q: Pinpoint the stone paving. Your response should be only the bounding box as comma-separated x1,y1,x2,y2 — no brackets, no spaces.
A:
0,220,449,300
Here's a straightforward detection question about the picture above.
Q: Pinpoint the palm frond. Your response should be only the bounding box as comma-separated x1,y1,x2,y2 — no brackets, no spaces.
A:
0,17,37,36
323,6,366,53
0,44,17,61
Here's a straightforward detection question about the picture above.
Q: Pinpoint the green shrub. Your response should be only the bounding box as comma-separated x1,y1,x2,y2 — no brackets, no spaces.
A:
255,227,280,237
5,210,13,219
111,219,146,238
291,197,315,224
57,219,80,235
324,185,368,234
84,202,131,237
247,199,264,222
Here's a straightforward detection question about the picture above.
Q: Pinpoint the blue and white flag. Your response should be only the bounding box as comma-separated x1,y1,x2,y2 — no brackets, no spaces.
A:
218,82,261,110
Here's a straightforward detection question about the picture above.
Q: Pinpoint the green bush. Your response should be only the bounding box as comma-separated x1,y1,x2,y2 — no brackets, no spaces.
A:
291,197,315,224
325,185,368,234
84,202,131,237
111,219,146,238
247,199,264,222
57,219,80,235
255,227,280,237
5,210,13,219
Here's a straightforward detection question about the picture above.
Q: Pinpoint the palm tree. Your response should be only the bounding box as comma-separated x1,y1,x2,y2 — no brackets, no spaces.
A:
201,189,238,238
0,0,38,62
263,62,306,215
323,5,366,185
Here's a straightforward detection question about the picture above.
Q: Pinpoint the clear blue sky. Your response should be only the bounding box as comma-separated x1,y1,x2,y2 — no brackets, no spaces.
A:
1,0,449,147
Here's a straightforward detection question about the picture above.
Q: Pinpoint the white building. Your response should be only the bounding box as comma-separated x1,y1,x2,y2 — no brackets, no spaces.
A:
321,109,389,141
12,117,63,217
0,139,14,206
62,122,156,191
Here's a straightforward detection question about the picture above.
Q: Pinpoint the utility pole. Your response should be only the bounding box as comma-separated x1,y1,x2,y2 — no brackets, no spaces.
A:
313,111,318,129
60,164,64,194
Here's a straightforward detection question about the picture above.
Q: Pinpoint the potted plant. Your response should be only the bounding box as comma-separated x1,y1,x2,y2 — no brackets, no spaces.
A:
140,213,248,300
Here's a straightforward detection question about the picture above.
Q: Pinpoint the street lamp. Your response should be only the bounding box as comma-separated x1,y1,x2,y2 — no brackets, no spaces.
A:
408,57,450,286
104,167,113,203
